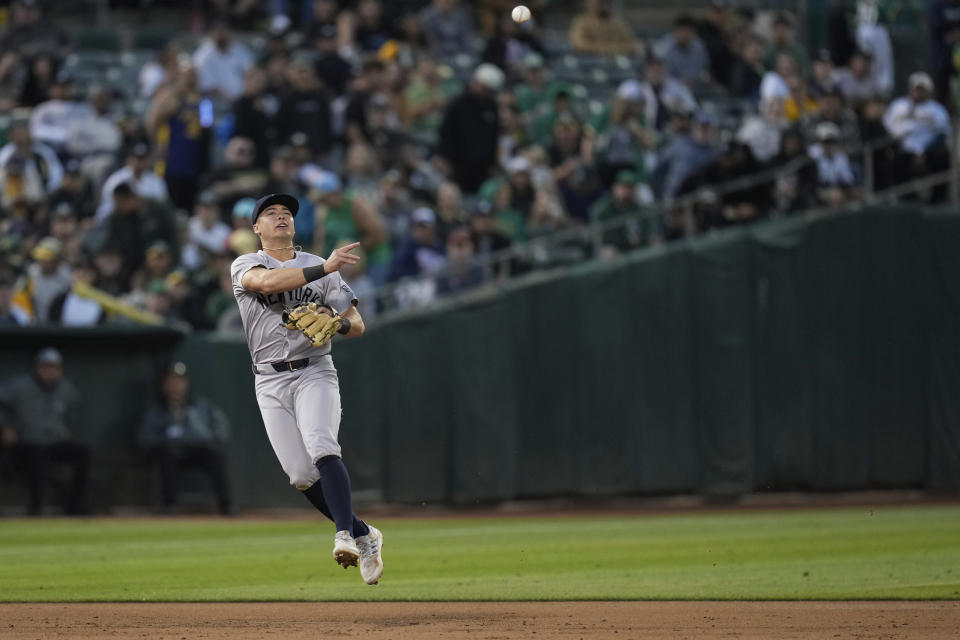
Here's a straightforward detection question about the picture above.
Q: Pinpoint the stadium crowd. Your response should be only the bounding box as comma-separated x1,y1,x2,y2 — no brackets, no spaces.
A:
0,0,956,328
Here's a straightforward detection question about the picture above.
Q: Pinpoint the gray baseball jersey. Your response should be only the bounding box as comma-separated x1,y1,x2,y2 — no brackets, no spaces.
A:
231,249,358,489
230,250,358,365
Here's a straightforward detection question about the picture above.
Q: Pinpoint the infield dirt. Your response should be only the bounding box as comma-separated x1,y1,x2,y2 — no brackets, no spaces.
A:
1,601,958,639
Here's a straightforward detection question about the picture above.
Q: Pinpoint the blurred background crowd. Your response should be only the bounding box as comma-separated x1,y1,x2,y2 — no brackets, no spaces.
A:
0,0,956,329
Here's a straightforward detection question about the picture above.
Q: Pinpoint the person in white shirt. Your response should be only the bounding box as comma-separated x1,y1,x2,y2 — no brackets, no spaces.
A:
808,122,856,206
192,20,253,101
188,190,232,256
759,52,798,104
29,71,93,154
884,72,951,156
96,143,169,223
883,71,951,200
619,56,697,131
0,117,63,193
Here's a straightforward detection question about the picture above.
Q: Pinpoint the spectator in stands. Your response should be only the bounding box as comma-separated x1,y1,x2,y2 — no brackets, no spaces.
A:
760,52,797,103
105,183,178,276
345,58,388,144
19,237,71,324
146,59,212,210
764,12,809,74
736,97,788,163
438,63,503,193
654,14,710,86
590,169,653,254
96,143,168,223
28,71,88,154
207,0,260,31
0,116,62,195
0,50,25,109
632,56,697,132
729,34,765,101
515,53,567,127
0,0,69,60
139,42,182,100
655,110,718,199
390,206,445,281
927,0,960,105
435,180,468,240
420,0,475,58
0,153,44,210
342,0,393,53
138,362,232,515
883,72,951,197
309,171,391,284
139,240,174,291
189,190,232,257
231,67,276,169
91,243,130,297
593,84,654,188
18,53,58,109
483,10,547,77
49,259,102,327
276,53,334,158
404,56,458,142
48,159,95,223
809,48,836,98
201,136,268,217
569,0,637,56
313,24,352,98
801,86,859,147
0,271,29,326
48,203,82,264
550,111,603,222
192,19,253,101
470,201,512,276
784,74,818,123
832,49,881,106
770,128,819,214
436,225,483,295
0,347,89,516
698,1,736,88
681,140,771,226
809,121,857,206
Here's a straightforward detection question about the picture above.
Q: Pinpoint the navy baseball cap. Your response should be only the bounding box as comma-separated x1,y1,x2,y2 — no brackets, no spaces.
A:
253,193,300,223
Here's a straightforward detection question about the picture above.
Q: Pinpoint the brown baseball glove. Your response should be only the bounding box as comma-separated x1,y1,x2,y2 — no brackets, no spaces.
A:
283,302,342,347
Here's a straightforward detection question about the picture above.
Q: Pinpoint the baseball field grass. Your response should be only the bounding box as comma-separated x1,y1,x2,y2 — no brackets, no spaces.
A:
0,504,958,602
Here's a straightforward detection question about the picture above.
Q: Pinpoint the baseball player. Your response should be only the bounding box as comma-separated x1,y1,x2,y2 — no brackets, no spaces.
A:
230,193,383,585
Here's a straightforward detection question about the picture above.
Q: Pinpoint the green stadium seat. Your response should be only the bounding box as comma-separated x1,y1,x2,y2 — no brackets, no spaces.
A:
74,27,122,52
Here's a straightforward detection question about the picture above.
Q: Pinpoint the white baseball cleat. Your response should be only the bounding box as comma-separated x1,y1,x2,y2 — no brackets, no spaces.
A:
355,525,384,585
333,530,359,569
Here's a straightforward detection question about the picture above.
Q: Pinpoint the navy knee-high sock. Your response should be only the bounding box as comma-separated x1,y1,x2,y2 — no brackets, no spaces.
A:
314,456,369,538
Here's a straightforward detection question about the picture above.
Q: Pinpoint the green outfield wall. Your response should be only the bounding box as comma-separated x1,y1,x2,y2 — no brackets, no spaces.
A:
1,205,958,509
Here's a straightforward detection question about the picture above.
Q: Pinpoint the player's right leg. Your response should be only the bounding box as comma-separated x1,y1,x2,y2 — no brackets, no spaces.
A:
255,374,360,568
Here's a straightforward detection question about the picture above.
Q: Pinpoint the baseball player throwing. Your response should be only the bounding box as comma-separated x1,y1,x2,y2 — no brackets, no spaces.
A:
230,193,383,585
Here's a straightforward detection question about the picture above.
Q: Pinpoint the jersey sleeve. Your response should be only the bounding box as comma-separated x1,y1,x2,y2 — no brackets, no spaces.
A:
230,253,267,296
322,269,360,314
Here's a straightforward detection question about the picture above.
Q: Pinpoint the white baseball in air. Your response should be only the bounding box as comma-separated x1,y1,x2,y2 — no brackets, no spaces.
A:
512,5,531,23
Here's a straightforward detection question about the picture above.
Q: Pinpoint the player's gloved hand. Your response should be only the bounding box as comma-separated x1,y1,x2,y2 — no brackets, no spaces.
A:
283,302,343,347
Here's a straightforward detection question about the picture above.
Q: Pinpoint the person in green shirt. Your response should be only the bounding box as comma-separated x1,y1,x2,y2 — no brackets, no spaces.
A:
403,57,459,142
515,52,570,142
309,171,392,285
588,169,655,254
764,12,810,74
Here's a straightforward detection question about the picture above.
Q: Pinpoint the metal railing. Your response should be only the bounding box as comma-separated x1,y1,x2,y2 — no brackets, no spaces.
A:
366,130,957,323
